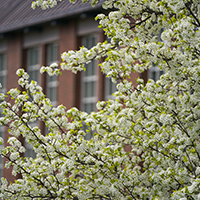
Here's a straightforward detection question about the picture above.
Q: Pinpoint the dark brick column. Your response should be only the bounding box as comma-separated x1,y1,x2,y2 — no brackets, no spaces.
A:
4,31,24,183
58,20,78,110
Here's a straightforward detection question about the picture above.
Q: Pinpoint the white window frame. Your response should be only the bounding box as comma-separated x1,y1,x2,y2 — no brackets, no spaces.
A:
46,42,58,107
81,34,98,113
26,48,39,158
148,65,164,82
0,54,6,94
148,29,165,81
27,47,40,83
24,122,37,158
105,77,117,100
81,34,98,140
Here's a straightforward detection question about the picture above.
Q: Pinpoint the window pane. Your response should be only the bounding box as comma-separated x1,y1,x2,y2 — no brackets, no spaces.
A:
152,71,156,81
82,35,97,116
46,43,58,105
109,79,114,94
84,82,88,98
86,37,89,48
0,54,6,93
48,43,58,63
0,55,5,71
0,126,4,138
49,75,57,82
27,47,39,83
28,48,39,66
90,103,95,112
0,76,5,89
91,81,95,97
91,60,95,75
160,70,164,76
25,122,37,158
49,87,57,102
149,65,164,82
25,142,36,159
85,63,90,77
105,78,117,100
33,70,38,82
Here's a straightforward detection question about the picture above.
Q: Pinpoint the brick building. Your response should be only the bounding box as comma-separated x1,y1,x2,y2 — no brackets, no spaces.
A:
0,0,160,183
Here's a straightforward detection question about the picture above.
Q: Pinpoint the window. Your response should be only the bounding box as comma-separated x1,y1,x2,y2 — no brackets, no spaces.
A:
0,54,6,94
46,43,58,106
24,122,37,159
148,64,164,82
26,48,40,158
25,142,36,158
81,35,97,140
148,29,165,82
27,47,39,83
105,78,117,100
0,53,6,178
82,35,97,113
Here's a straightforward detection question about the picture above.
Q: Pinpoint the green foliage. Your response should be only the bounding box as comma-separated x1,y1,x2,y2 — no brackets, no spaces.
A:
0,0,200,199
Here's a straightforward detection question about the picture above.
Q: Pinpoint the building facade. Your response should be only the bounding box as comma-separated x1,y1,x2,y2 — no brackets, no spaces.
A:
0,0,150,182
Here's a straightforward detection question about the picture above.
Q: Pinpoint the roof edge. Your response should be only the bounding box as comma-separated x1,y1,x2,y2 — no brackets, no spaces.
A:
0,2,103,34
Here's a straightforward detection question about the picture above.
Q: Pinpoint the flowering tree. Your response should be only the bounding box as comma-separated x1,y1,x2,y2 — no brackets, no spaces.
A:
0,0,200,199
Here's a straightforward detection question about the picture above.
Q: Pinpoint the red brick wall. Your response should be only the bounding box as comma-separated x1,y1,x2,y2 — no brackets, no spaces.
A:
130,71,140,88
6,33,23,91
4,32,24,183
58,21,78,110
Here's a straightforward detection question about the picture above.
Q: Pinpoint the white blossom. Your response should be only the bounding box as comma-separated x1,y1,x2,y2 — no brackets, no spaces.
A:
1,0,200,199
